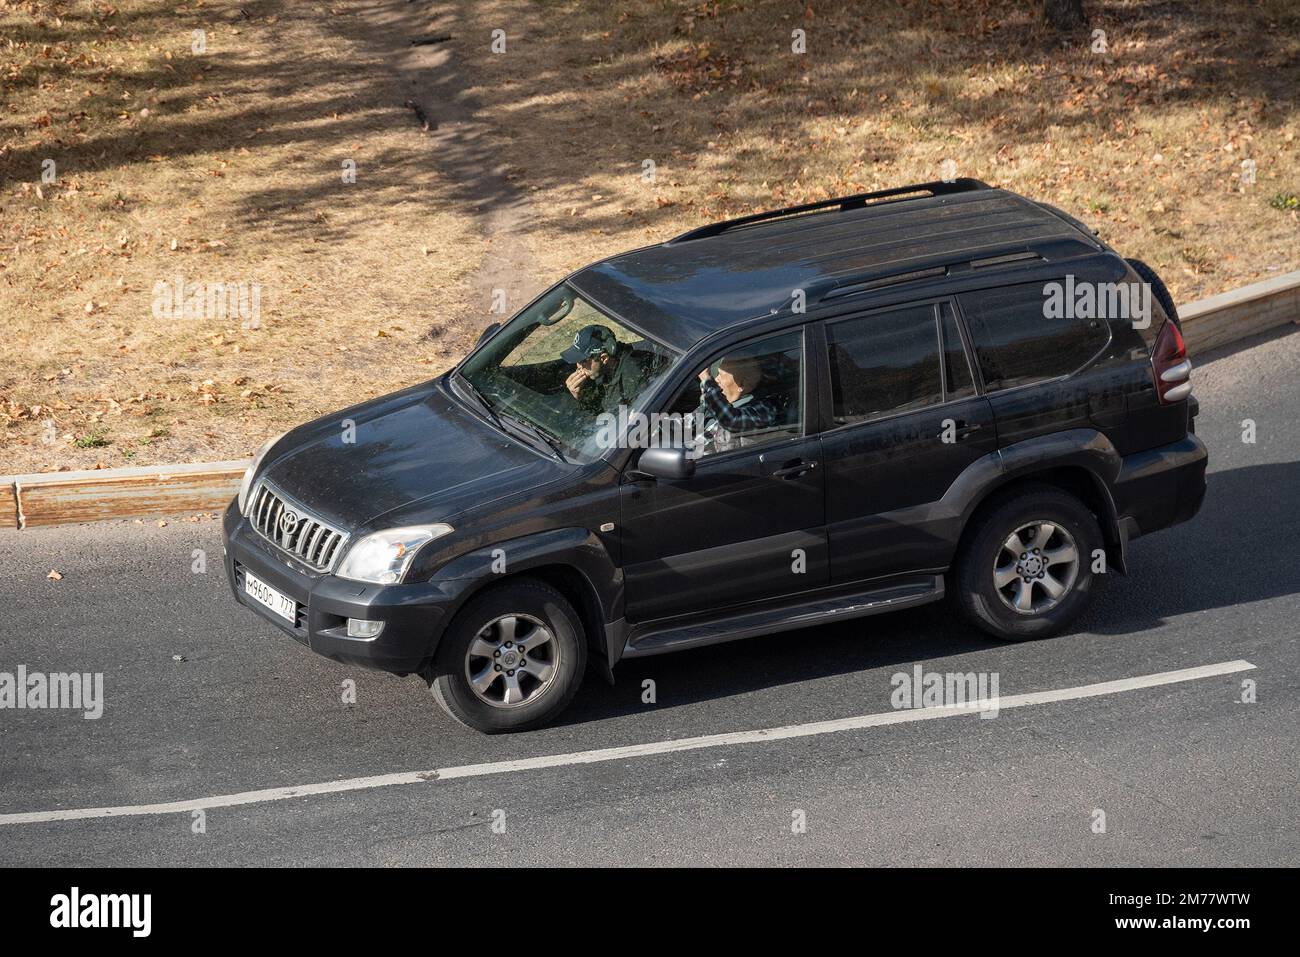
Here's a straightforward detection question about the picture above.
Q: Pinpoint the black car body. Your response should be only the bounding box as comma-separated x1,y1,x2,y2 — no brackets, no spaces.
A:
223,179,1206,732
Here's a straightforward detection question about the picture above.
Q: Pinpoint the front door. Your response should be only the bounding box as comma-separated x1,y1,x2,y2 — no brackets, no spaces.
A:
619,328,828,622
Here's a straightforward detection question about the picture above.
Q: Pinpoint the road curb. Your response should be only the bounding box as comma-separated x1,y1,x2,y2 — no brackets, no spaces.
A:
1,461,247,530
1180,269,1300,354
3,270,1298,530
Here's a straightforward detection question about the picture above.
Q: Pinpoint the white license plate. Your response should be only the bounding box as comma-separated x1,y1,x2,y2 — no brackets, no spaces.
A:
243,570,297,623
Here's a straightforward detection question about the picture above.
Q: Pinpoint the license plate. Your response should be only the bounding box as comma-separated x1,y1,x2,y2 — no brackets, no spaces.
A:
243,570,297,623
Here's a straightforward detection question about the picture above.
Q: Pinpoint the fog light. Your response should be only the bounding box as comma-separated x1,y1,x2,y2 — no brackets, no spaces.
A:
346,618,384,639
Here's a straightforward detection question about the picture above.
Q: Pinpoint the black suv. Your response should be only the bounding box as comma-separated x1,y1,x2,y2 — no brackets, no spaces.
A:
223,179,1206,732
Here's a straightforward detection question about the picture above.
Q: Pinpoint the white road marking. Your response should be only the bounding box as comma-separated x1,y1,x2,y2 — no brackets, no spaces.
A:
0,659,1254,826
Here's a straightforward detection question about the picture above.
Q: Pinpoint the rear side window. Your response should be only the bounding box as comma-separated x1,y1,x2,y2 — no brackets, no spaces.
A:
959,282,1109,392
825,303,943,425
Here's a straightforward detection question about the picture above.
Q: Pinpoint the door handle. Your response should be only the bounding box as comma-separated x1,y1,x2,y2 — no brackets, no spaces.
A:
771,459,818,480
937,420,983,440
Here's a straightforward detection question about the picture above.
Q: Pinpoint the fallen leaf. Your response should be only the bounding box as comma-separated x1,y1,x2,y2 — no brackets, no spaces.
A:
47,569,63,580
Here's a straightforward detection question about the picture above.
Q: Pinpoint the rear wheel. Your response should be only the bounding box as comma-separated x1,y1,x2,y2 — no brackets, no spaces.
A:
1126,257,1179,321
952,485,1103,641
429,579,586,733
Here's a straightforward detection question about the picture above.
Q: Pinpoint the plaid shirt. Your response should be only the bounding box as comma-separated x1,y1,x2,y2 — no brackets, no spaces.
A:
698,379,779,450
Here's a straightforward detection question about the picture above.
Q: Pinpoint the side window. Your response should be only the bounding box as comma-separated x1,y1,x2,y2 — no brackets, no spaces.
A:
825,304,943,426
662,330,804,458
940,302,976,400
958,282,1110,392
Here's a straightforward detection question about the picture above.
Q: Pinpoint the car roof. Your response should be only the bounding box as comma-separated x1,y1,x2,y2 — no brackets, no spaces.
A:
570,181,1101,352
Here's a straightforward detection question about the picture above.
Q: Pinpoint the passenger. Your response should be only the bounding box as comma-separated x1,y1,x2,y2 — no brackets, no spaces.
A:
695,355,780,454
561,324,649,414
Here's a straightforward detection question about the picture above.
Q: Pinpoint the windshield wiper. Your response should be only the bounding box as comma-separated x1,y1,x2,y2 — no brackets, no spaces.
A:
454,373,505,431
454,373,567,463
500,413,569,464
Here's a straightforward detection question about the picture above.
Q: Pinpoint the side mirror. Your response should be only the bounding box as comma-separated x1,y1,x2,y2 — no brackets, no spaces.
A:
476,322,501,347
635,446,695,481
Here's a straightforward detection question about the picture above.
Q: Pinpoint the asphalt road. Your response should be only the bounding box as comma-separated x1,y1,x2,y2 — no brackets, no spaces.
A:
1,327,1297,866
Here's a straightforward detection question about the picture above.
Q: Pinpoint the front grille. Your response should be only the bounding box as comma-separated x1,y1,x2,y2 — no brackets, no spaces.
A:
247,482,348,572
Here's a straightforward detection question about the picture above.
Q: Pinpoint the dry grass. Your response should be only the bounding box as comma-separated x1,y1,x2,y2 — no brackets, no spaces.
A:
452,0,1298,302
3,0,1297,474
0,0,485,473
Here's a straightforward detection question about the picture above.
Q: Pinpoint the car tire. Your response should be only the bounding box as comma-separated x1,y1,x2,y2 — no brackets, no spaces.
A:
1126,257,1179,322
428,578,587,733
951,484,1103,641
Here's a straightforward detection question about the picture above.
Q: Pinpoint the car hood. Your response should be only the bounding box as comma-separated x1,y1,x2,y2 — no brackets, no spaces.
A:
257,379,567,531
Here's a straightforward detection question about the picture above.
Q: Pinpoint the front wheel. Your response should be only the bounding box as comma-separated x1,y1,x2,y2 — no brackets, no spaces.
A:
952,485,1103,641
429,579,587,733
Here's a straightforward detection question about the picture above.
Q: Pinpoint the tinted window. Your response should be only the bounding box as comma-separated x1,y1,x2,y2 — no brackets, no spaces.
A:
959,282,1109,392
662,330,803,458
826,304,942,425
940,303,975,400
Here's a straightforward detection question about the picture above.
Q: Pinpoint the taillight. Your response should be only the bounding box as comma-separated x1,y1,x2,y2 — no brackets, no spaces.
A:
1151,319,1192,404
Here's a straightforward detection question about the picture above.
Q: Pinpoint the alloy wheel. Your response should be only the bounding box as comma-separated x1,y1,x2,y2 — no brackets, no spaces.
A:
992,520,1081,615
464,614,560,709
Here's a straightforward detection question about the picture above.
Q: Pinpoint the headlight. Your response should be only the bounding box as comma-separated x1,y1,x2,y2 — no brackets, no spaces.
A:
336,525,454,585
237,432,286,514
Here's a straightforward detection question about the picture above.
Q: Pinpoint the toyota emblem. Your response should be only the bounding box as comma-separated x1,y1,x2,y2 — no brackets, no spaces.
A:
279,510,299,536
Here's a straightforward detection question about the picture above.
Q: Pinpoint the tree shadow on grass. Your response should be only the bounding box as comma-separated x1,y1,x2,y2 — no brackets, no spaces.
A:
4,0,1295,252
391,0,1300,239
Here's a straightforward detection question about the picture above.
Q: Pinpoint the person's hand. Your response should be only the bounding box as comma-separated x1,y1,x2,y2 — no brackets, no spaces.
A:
698,367,712,385
566,368,590,400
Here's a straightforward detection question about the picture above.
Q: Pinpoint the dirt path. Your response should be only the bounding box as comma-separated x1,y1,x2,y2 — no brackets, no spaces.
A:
0,0,491,473
360,0,547,332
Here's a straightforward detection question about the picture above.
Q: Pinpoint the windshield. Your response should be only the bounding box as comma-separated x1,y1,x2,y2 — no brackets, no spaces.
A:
457,284,680,463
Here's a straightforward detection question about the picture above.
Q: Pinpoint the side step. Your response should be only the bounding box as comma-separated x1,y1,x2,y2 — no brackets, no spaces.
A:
623,575,945,659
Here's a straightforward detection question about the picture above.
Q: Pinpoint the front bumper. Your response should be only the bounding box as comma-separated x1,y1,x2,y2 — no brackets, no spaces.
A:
1112,433,1208,539
222,502,468,674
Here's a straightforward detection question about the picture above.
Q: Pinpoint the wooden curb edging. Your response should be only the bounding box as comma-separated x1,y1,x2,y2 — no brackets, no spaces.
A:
2,270,1298,530
1179,270,1300,355
1,461,248,530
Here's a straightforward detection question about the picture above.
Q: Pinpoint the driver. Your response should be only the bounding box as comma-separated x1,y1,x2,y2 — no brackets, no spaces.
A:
562,324,649,414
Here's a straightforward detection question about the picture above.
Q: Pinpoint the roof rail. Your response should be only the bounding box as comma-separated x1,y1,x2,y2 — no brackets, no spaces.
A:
666,178,993,245
819,266,949,302
812,246,1050,306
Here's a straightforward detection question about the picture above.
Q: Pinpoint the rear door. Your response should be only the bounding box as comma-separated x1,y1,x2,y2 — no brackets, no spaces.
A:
619,327,828,622
819,300,999,583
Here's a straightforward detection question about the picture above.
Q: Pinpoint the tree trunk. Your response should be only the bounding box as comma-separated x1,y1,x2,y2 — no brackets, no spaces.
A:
1043,0,1087,30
